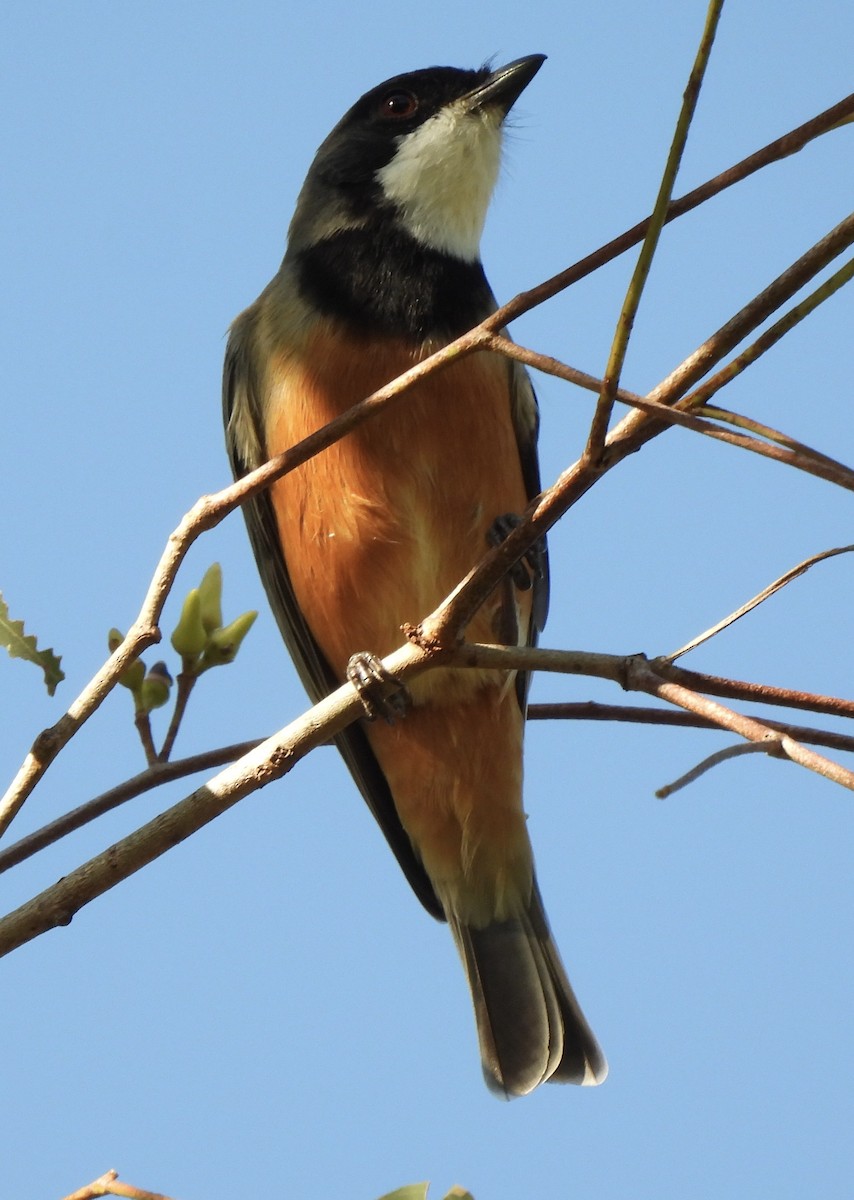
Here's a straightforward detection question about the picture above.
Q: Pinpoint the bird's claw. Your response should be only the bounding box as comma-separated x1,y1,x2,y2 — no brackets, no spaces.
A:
346,651,410,723
487,513,546,592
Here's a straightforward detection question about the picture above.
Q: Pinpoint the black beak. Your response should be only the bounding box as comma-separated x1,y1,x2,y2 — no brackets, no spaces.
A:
463,54,546,116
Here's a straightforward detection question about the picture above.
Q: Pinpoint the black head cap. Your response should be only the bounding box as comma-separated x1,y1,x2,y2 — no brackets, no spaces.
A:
309,56,544,187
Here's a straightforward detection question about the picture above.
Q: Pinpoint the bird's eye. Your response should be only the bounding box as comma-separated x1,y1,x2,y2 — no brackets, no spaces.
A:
378,90,418,119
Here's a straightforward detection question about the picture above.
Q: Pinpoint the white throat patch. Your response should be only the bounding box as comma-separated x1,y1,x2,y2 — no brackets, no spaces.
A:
376,104,504,262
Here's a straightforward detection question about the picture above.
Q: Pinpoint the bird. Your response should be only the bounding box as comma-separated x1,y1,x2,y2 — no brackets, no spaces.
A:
223,55,607,1096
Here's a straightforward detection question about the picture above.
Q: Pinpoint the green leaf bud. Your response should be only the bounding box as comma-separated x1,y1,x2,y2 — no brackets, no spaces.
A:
198,610,257,671
170,588,207,659
198,563,223,633
140,661,173,712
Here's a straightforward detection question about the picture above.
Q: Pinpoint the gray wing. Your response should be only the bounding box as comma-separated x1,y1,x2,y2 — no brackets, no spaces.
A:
223,311,444,920
507,356,550,709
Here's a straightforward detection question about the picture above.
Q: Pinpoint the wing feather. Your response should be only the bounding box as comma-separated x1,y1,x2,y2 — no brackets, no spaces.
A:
507,354,550,709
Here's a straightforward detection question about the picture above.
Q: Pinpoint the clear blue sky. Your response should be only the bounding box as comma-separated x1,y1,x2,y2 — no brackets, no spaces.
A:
2,3,852,1198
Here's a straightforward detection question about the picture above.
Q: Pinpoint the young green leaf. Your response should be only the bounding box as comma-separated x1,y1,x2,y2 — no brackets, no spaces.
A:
0,590,64,695
377,1186,430,1200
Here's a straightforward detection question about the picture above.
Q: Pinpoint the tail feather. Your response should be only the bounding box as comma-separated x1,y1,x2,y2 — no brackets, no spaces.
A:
450,880,607,1097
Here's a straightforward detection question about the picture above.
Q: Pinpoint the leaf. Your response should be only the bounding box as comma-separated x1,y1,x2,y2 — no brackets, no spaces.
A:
0,590,64,695
377,1186,430,1200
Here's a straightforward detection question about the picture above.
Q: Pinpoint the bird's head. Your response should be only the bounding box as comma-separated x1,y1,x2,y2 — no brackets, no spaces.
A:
287,55,546,262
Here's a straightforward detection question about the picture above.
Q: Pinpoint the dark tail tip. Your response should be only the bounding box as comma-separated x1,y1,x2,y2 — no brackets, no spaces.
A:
451,884,606,1097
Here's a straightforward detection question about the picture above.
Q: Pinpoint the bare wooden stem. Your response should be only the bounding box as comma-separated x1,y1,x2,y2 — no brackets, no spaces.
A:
0,739,262,874
60,1169,177,1200
585,0,724,456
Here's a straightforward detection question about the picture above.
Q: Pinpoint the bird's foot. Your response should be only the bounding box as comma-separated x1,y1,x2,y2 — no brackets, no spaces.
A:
346,652,410,723
487,513,546,592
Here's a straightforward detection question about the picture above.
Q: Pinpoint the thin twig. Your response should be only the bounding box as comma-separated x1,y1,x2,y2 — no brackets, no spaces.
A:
665,544,854,661
605,214,854,452
484,332,854,492
0,739,262,875
656,742,772,798
777,734,854,789
629,661,854,792
133,713,157,766
657,663,854,718
680,254,854,411
460,645,854,792
158,672,197,761
472,645,854,790
60,1169,178,1200
696,405,850,473
528,702,854,754
585,0,724,457
492,254,854,479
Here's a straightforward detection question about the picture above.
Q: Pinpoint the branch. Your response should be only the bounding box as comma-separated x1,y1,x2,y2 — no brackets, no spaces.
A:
0,637,438,959
10,679,853,881
605,214,854,451
61,1169,177,1200
694,405,851,474
528,702,854,755
484,332,854,492
655,663,854,719
5,622,854,958
665,544,854,661
487,91,854,332
585,0,724,456
427,213,854,647
492,251,854,486
0,739,262,875
681,253,854,411
458,645,854,792
656,742,772,799
631,659,854,792
0,339,477,836
133,711,158,766
157,671,196,762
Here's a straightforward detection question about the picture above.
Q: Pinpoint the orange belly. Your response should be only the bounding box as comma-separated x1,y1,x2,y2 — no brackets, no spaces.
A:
264,322,534,922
